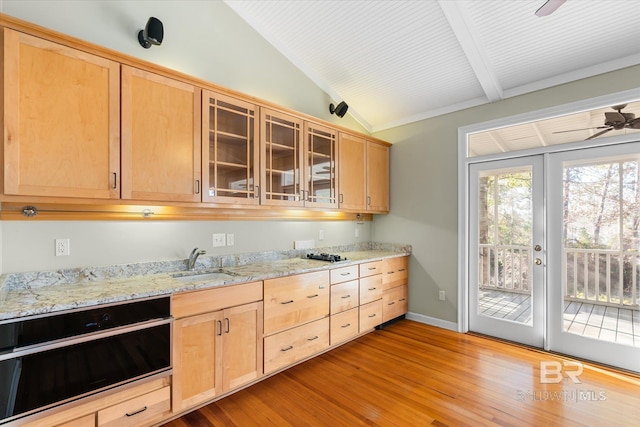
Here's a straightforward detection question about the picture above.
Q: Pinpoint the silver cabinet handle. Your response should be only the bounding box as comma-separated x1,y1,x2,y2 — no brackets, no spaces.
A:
341,294,351,299
225,317,230,333
126,406,148,417
368,313,377,318
112,172,117,189
307,336,319,341
341,323,351,328
339,193,344,203
368,267,377,270
195,180,200,194
307,294,319,298
368,287,377,291
398,268,406,272
367,196,371,206
217,320,223,336
388,301,395,306
281,345,293,352
281,300,294,304
340,272,351,276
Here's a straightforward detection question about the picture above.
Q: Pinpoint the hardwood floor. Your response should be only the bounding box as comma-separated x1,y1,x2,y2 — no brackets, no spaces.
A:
161,320,640,426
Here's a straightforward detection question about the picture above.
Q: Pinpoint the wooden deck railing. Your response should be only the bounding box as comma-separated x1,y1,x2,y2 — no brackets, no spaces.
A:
478,244,531,294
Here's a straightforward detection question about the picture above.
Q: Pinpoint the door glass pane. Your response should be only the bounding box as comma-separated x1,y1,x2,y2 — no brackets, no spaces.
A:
307,127,336,205
477,167,533,324
562,156,640,346
264,114,301,202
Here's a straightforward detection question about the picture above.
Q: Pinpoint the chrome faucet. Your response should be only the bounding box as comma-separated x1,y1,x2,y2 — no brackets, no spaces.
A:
188,247,206,270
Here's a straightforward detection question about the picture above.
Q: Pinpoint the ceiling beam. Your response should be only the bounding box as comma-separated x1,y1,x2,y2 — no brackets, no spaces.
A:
437,0,503,103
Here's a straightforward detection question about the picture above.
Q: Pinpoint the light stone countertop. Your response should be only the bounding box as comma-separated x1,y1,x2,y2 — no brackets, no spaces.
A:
0,245,410,321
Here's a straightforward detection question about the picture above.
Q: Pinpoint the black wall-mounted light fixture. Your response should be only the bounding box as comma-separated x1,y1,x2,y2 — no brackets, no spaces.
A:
329,101,349,118
138,17,164,49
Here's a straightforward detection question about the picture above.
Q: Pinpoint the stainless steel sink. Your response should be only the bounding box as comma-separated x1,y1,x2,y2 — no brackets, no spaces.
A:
172,269,237,283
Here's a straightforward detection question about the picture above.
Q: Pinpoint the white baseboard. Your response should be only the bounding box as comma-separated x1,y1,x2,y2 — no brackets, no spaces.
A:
405,312,458,332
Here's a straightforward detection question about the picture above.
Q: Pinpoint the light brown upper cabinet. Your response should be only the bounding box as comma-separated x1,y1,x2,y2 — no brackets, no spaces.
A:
121,66,201,202
304,122,338,209
338,133,389,213
202,91,259,205
260,108,304,207
366,140,390,213
2,28,120,199
338,133,367,211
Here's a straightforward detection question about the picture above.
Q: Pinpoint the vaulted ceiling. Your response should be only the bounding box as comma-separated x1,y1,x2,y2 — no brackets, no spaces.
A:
225,0,640,133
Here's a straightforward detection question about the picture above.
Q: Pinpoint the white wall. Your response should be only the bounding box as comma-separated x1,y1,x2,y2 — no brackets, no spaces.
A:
0,0,372,274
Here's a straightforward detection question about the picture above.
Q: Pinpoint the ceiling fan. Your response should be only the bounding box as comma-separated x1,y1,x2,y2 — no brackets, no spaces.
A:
535,0,567,17
553,104,640,140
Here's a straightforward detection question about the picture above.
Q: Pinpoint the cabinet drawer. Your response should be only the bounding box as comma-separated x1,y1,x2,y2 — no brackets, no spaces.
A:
173,281,263,318
264,317,329,373
97,386,170,427
264,271,329,335
359,260,382,277
359,274,382,305
330,279,359,314
330,308,359,345
359,300,382,332
330,265,359,284
382,285,408,323
382,257,408,290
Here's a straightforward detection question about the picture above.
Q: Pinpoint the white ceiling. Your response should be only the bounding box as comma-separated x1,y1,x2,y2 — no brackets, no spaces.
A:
225,0,640,133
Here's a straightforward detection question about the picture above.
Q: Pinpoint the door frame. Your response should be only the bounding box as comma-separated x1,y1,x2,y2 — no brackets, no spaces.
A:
458,87,640,334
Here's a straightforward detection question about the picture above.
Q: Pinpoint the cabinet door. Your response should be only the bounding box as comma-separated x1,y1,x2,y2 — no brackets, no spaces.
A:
338,133,366,211
121,66,201,202
172,310,223,411
202,91,259,204
261,109,304,206
3,29,120,199
366,141,389,213
222,301,263,391
304,122,338,208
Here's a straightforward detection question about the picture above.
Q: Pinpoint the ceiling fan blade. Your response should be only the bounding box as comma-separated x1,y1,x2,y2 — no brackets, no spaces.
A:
585,128,613,140
535,0,567,17
553,126,609,134
627,117,640,130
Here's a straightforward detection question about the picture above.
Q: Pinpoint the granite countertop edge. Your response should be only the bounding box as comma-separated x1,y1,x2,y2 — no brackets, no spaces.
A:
0,243,411,321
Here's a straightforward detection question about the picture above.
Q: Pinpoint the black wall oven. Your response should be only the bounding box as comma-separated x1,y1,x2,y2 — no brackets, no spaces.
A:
0,296,171,424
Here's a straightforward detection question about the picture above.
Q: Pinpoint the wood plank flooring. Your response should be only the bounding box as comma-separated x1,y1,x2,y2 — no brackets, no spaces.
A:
161,320,640,427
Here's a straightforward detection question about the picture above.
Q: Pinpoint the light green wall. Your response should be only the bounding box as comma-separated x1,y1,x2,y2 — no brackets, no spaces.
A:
372,65,640,323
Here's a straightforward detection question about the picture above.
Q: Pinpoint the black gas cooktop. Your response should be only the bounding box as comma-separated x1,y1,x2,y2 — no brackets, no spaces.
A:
306,253,347,263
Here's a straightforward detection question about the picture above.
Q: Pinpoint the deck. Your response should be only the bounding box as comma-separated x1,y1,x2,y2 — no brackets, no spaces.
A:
479,289,640,347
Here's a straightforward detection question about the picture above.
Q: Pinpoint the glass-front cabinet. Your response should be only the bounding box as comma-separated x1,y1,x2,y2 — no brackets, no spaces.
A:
305,123,338,209
202,91,259,204
261,109,304,207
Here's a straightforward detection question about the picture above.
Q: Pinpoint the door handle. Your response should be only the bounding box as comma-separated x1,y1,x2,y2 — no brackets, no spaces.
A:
535,258,542,265
534,245,542,252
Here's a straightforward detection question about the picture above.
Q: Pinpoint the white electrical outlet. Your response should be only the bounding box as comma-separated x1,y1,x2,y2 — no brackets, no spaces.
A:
318,229,325,241
355,228,360,238
439,290,446,301
226,233,235,246
212,233,226,247
55,238,70,256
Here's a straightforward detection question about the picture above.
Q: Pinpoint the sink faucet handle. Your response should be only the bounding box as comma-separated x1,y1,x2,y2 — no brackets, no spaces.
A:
190,247,200,257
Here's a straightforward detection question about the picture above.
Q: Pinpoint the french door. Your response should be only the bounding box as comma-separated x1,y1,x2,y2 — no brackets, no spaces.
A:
469,144,640,372
469,155,545,348
547,142,640,373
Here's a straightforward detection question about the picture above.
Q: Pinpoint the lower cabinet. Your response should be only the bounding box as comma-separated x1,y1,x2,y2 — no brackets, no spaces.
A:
359,299,383,332
97,386,171,427
172,282,263,412
6,377,171,427
264,317,330,374
381,256,409,323
330,307,359,345
382,284,408,323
